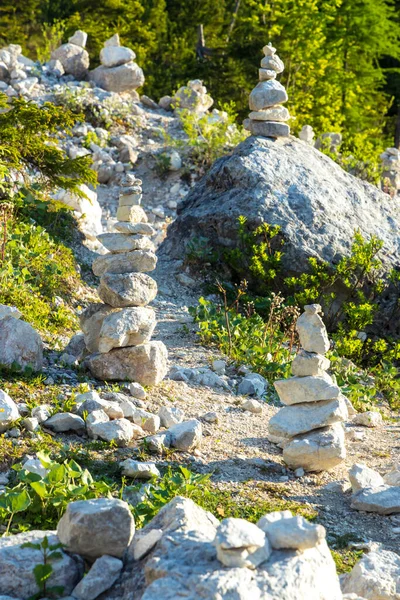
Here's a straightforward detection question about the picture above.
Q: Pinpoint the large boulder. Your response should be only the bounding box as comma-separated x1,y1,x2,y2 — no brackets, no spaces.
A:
161,135,400,280
342,548,400,599
89,62,144,93
0,316,43,371
52,185,102,240
0,530,82,598
51,43,89,79
57,497,135,559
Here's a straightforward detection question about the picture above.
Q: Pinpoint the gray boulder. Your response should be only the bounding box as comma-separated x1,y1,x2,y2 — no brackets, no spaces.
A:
57,497,135,559
72,554,123,600
44,412,85,434
89,62,144,93
98,272,157,308
0,316,43,371
160,136,400,301
51,43,89,79
351,485,400,514
342,548,400,599
0,530,82,598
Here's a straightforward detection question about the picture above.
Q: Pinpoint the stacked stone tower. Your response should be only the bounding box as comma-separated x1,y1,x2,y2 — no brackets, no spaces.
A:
244,42,290,138
268,305,348,472
80,175,168,386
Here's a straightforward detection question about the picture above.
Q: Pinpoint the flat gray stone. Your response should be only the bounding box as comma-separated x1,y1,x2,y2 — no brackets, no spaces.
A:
98,272,157,308
351,485,400,514
245,119,290,138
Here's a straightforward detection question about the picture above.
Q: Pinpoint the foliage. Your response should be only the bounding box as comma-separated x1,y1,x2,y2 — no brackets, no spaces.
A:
21,536,64,600
0,452,114,533
0,211,82,341
129,466,211,527
35,19,66,63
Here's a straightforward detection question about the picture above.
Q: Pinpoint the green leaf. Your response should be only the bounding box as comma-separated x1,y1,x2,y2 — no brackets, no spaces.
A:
30,481,48,499
33,563,53,585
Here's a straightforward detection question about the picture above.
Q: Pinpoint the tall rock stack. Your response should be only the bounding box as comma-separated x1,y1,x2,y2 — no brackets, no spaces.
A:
89,34,145,93
244,43,290,139
81,174,168,386
268,304,348,472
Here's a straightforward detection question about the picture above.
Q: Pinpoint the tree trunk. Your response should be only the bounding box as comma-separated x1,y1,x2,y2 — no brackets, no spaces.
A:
226,0,242,42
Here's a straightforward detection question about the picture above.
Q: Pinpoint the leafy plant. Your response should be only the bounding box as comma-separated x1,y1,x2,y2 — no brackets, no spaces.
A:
0,452,114,533
21,536,64,600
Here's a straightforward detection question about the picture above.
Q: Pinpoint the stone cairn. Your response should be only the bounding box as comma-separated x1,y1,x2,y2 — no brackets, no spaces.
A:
89,34,145,93
268,304,348,472
244,42,290,139
80,174,168,386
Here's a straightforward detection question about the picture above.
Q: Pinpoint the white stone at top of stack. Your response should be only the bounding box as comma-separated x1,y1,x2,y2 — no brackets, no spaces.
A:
89,34,144,93
269,304,347,472
80,174,168,386
244,42,290,139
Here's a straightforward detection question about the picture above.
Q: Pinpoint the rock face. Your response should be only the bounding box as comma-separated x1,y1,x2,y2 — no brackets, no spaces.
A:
0,316,43,371
270,305,347,472
89,34,144,92
244,42,290,138
83,174,168,385
0,530,81,598
57,497,135,559
160,136,400,286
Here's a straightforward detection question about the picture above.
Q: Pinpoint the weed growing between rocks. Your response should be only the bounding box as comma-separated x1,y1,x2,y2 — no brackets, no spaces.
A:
189,217,400,411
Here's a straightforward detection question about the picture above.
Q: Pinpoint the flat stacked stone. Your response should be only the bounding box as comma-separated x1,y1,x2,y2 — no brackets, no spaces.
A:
244,42,290,138
81,174,167,385
269,304,347,472
89,34,144,93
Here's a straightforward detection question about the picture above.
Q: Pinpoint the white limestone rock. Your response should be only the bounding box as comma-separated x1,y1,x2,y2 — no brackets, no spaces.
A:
261,515,326,550
0,531,81,599
268,396,348,438
51,43,89,79
116,204,148,223
100,46,135,68
53,185,102,240
349,463,385,493
132,528,163,560
44,412,85,434
249,80,288,111
353,411,383,428
89,62,145,93
291,350,330,377
274,374,340,405
98,233,154,254
244,119,290,137
98,272,158,308
242,398,263,413
259,68,277,81
0,390,20,433
283,423,346,472
115,221,155,236
72,555,122,600
383,466,400,486
88,416,141,446
120,459,160,479
299,124,315,144
129,381,147,400
214,517,271,569
167,419,202,451
0,316,43,371
296,304,330,354
342,548,400,599
92,249,157,276
351,485,400,514
257,510,293,530
158,405,185,427
249,106,290,121
68,30,88,48
86,340,168,385
260,54,284,72
57,497,135,559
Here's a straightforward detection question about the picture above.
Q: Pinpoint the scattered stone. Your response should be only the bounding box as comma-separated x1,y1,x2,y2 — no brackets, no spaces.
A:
171,80,213,113
203,411,218,424
129,381,147,400
242,398,263,414
168,419,202,451
120,459,160,479
51,42,89,79
353,411,383,428
72,555,123,600
22,457,48,478
212,359,226,375
349,463,385,493
68,30,87,48
57,497,135,559
22,417,40,432
238,373,267,397
158,405,185,428
351,485,400,514
90,62,144,93
0,316,43,371
88,415,141,446
44,412,85,434
384,466,400,486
